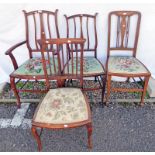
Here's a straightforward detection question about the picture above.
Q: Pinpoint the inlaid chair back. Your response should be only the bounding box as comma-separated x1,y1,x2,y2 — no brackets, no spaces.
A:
64,13,98,58
40,36,86,88
105,10,151,106
23,10,60,58
108,11,141,58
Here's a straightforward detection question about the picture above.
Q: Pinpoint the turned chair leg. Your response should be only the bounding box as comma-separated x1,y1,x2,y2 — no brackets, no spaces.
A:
140,76,150,106
105,75,111,106
86,123,92,149
10,77,21,108
31,126,42,151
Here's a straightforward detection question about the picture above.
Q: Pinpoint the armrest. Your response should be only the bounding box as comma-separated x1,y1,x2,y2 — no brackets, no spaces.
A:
5,41,27,70
5,40,26,55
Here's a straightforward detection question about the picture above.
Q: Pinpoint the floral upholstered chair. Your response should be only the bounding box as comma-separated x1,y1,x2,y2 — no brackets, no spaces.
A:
5,10,60,108
64,13,106,103
31,38,92,151
106,11,151,106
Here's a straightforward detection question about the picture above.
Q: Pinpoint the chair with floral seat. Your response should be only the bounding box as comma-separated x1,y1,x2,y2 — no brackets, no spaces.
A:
31,37,92,151
64,13,106,103
5,10,60,108
106,11,151,106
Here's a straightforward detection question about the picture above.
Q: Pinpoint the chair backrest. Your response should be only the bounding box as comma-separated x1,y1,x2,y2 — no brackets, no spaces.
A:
23,9,60,58
64,13,98,58
40,34,86,89
107,11,141,58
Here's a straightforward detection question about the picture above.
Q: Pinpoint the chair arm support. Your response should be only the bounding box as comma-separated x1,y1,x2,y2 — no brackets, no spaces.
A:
5,41,26,55
5,41,27,70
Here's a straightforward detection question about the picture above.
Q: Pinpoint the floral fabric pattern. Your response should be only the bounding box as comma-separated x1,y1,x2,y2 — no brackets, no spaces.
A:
64,57,104,75
108,56,148,74
14,58,59,76
34,88,89,124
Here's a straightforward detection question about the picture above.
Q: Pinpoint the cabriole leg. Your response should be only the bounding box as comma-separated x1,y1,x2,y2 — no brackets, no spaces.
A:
31,126,42,151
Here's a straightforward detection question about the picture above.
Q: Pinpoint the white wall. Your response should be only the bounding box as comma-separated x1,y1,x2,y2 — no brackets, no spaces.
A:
1,3,155,83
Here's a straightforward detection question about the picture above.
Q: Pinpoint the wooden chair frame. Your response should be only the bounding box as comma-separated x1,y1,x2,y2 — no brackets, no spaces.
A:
106,11,151,106
64,13,106,103
5,10,60,108
31,37,92,151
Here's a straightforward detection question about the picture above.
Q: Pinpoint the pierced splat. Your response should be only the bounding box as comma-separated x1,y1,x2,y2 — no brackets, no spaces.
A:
116,15,131,48
108,11,141,57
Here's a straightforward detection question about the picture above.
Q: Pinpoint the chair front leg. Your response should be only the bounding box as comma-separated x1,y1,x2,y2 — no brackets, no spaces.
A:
10,77,21,108
105,75,111,106
126,77,130,82
140,76,150,106
57,79,65,87
101,74,106,104
31,126,42,151
86,123,92,149
94,76,97,82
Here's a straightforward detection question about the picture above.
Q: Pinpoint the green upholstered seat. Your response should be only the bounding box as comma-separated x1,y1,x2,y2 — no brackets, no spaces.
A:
13,58,59,76
64,57,104,76
108,56,149,74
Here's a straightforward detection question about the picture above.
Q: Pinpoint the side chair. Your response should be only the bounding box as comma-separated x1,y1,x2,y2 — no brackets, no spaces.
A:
64,13,106,103
31,37,92,151
106,11,151,106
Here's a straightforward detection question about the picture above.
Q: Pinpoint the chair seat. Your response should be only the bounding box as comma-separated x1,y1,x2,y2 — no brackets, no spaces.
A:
108,56,149,74
13,58,58,76
33,88,89,124
64,57,104,76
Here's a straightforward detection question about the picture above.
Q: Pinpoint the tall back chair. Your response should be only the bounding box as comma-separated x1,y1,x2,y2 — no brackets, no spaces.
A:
106,11,151,106
31,37,93,151
5,10,60,108
64,13,105,103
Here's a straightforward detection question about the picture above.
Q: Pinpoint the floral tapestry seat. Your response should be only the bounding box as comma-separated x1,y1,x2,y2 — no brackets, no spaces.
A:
64,57,104,76
108,56,149,74
33,88,89,124
13,58,59,76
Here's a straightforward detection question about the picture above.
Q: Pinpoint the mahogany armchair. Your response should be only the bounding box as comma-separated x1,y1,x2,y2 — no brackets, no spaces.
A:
31,37,92,151
106,11,151,106
5,10,60,108
64,13,106,103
